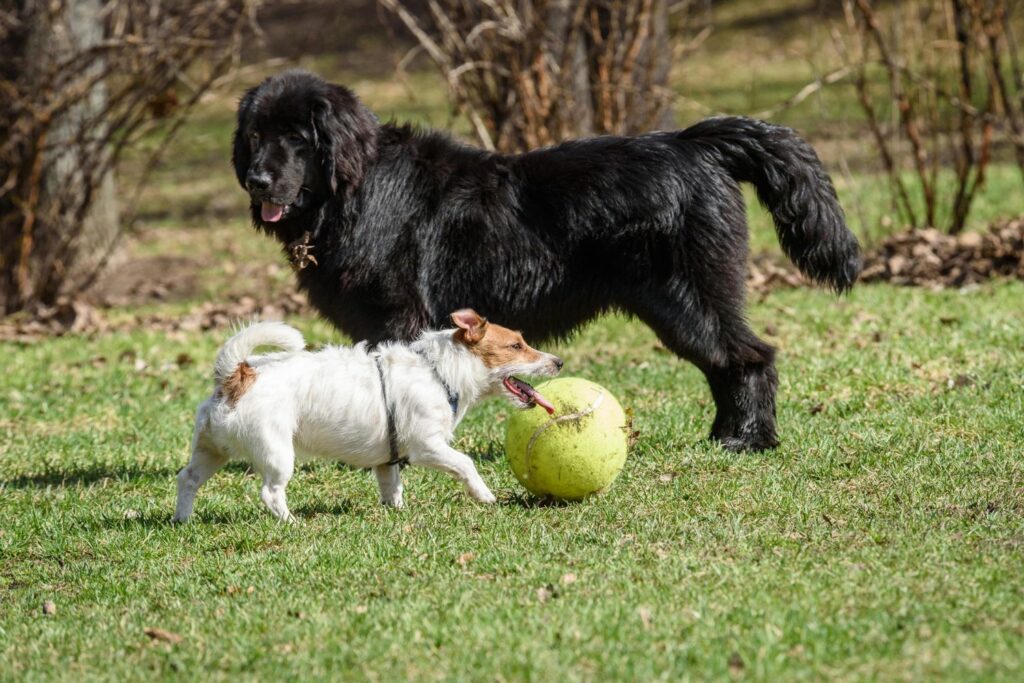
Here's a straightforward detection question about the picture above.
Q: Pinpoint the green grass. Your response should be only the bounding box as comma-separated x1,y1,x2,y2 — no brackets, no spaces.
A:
2,281,1022,681
5,2,1023,679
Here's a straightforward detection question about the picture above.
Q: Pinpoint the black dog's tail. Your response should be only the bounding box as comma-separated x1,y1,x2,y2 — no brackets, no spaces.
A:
677,117,861,292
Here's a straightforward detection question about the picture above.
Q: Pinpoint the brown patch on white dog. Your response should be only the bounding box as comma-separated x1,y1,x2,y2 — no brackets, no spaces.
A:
450,308,548,369
221,362,257,406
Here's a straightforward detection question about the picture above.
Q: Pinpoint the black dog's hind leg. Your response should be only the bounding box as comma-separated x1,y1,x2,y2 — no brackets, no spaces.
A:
703,340,779,452
635,284,779,453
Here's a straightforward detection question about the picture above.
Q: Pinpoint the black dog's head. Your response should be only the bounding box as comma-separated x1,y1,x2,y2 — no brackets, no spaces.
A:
232,70,378,227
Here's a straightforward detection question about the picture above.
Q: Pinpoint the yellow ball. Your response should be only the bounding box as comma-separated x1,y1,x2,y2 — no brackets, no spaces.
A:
505,378,628,500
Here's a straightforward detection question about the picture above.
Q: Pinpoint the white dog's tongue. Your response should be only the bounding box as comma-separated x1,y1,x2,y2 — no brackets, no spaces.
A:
531,390,555,414
261,201,284,222
507,376,555,414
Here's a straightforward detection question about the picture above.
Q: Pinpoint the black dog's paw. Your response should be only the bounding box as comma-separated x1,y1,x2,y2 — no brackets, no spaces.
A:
712,433,779,453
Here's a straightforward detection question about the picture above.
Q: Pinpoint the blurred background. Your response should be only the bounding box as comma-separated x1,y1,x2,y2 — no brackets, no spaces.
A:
3,0,1024,332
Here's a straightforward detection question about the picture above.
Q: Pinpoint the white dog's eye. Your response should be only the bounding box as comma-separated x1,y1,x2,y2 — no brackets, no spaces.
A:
509,342,522,351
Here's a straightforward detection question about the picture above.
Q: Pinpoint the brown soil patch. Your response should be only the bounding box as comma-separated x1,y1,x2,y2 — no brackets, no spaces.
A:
4,219,1023,342
0,294,310,343
89,254,200,306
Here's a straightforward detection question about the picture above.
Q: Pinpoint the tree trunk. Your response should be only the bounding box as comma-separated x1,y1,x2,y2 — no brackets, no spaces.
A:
546,0,595,136
579,0,675,135
0,0,118,315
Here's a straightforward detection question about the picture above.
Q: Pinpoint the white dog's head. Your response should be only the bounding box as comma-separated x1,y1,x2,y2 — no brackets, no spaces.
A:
450,309,562,414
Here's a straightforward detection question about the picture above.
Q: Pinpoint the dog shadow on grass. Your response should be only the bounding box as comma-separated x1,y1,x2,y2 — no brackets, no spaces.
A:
111,497,358,528
0,462,179,490
504,492,575,509
467,441,505,464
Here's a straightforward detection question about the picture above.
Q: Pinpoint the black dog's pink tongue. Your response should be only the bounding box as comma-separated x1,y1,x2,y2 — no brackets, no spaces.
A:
261,201,284,222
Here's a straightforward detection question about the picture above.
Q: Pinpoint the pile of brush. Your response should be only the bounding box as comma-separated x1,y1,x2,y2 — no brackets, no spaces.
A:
860,219,1024,288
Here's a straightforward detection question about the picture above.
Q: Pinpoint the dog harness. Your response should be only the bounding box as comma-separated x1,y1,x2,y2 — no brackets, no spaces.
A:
373,350,459,468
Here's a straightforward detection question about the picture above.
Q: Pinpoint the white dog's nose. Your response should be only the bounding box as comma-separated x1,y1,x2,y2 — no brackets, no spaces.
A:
546,353,563,373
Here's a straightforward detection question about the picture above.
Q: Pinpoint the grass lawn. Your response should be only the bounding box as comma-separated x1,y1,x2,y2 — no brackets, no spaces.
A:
2,279,1022,681
3,2,1023,679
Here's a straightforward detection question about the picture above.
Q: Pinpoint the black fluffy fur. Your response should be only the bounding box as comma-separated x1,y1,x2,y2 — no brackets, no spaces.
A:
232,70,861,452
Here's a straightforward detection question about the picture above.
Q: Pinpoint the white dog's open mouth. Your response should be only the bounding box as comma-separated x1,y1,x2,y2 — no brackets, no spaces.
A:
503,376,554,414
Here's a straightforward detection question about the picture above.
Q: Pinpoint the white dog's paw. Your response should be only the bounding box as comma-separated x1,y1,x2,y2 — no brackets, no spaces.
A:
469,485,497,504
380,496,405,509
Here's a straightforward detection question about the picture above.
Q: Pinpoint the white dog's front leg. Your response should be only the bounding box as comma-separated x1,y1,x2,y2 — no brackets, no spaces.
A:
374,464,404,508
409,442,496,504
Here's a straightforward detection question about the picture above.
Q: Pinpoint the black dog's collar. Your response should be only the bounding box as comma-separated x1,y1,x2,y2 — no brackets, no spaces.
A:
373,350,459,469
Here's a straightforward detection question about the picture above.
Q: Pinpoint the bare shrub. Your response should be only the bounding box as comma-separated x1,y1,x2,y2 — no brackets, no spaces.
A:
836,0,1024,233
379,0,711,152
0,0,259,316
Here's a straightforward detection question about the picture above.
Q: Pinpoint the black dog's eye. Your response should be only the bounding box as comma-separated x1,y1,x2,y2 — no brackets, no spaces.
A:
287,132,306,145
249,131,259,143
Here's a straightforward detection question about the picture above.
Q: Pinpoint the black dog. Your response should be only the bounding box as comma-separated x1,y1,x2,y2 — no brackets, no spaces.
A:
231,70,860,452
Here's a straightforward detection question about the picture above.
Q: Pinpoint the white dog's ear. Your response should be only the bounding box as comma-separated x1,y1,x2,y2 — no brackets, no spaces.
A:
451,309,488,343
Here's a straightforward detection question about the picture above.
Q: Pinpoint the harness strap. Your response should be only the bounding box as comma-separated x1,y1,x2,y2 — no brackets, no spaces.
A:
413,349,460,417
373,354,405,468
373,349,460,470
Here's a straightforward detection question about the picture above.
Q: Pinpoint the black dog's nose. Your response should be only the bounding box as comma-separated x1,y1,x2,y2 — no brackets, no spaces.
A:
553,356,564,370
246,171,272,192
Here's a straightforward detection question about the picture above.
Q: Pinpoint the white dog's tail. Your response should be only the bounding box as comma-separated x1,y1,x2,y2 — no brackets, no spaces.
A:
214,321,306,384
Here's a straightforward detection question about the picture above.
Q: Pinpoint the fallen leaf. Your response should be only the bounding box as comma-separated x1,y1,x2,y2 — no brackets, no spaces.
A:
947,373,976,390
638,606,653,630
728,652,745,675
144,627,182,644
455,552,475,567
536,585,558,603
354,605,368,614
42,600,56,616
561,573,577,585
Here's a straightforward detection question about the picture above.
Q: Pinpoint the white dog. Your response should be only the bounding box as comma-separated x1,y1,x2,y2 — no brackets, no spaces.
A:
173,309,561,522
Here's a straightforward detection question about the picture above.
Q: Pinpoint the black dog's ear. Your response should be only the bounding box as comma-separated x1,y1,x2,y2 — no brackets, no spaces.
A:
312,84,378,195
231,86,258,189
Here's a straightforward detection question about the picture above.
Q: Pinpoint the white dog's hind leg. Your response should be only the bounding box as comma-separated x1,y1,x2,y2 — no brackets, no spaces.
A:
409,442,496,504
374,464,404,508
255,455,296,522
173,443,228,522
